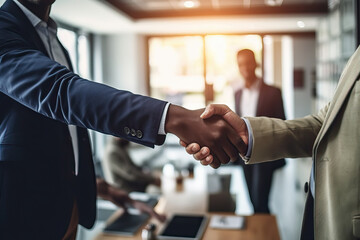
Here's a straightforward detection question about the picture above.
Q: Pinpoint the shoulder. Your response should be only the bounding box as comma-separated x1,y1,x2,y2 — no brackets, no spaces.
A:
0,1,30,41
0,9,25,42
0,9,18,28
0,9,34,55
261,82,281,94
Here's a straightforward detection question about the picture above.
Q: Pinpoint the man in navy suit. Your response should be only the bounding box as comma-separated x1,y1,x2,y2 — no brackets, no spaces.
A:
0,0,244,239
233,49,286,213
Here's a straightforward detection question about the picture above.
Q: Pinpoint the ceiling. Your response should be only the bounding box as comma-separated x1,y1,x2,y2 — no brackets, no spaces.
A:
0,0,326,34
103,0,328,19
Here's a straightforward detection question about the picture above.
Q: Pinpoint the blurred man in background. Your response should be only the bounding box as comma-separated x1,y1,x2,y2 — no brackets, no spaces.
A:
233,49,286,213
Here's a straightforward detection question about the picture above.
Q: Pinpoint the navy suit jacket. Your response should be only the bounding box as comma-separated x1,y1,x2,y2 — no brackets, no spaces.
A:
0,0,167,239
235,80,286,170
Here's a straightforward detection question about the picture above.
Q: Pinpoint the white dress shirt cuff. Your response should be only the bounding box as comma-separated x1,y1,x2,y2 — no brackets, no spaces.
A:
241,117,253,163
158,102,170,135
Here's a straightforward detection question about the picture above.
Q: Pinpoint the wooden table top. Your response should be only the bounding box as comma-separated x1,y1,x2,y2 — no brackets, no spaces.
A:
95,167,280,240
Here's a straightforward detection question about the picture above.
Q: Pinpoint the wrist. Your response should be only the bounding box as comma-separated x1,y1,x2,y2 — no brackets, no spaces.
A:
165,104,185,134
96,178,110,199
240,117,252,157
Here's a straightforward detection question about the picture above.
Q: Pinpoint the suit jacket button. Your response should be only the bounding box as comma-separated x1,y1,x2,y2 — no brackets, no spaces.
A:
136,130,143,139
304,182,309,193
124,127,130,135
131,128,136,136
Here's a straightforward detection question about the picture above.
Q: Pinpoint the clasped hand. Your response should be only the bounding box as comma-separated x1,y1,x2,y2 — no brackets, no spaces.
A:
177,104,249,168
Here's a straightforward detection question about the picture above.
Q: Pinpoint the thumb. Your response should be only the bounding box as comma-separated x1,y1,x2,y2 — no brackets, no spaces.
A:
200,104,231,119
222,111,244,129
200,105,247,143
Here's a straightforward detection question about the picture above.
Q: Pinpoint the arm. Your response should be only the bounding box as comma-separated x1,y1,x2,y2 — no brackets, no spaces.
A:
183,103,329,164
246,115,321,162
245,102,329,162
96,178,166,222
0,22,166,147
0,17,243,165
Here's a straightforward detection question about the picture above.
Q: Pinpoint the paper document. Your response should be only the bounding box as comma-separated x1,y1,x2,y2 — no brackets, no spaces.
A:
209,215,245,230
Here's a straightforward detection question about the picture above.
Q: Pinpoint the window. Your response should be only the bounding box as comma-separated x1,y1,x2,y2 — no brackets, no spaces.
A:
58,27,91,78
149,36,205,109
148,34,263,109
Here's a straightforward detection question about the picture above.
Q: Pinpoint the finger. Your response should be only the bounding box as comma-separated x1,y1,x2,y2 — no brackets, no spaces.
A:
227,130,247,156
210,158,221,169
146,208,166,222
212,147,230,165
120,203,128,211
120,197,133,210
222,137,240,162
185,143,201,155
206,155,213,163
200,155,213,165
193,147,210,160
179,140,188,147
200,104,231,119
206,152,221,168
223,113,248,141
112,194,131,210
200,160,209,165
154,213,167,222
133,201,166,222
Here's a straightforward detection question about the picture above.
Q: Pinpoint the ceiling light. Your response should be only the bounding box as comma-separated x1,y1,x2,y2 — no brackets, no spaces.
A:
297,21,305,28
265,0,283,6
184,1,196,8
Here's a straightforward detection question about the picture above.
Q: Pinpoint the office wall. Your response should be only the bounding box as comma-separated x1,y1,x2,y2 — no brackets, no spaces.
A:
262,35,315,240
97,33,148,95
293,37,316,118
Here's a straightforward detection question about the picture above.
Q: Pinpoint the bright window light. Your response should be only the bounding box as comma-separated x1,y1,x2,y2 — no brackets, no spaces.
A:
297,21,305,28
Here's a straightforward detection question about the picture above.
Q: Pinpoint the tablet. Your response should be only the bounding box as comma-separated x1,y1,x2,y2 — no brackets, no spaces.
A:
103,212,149,236
157,214,208,240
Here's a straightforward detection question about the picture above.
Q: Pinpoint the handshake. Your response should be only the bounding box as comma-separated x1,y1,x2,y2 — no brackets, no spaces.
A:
165,104,249,168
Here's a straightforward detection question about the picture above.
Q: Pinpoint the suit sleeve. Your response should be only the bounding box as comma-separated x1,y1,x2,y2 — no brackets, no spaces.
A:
245,102,329,163
0,16,167,147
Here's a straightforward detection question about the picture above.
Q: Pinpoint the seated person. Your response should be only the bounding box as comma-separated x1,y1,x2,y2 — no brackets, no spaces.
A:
96,178,165,222
102,137,161,193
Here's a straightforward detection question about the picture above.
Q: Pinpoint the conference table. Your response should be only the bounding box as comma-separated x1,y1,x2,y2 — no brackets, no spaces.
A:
95,166,280,240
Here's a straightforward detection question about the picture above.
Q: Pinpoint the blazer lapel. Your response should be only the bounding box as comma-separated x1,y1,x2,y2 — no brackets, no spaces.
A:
235,89,243,115
315,46,360,144
1,0,48,55
256,81,266,116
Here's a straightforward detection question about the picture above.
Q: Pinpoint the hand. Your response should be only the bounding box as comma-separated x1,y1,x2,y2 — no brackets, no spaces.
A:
179,104,249,163
152,177,161,187
201,104,249,149
96,178,166,222
165,105,244,168
179,141,213,166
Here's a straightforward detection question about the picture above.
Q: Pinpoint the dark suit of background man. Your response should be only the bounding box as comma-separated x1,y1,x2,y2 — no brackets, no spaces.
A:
0,0,243,239
234,49,286,213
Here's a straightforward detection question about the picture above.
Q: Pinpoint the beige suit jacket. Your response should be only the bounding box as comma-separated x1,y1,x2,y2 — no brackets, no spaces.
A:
246,46,360,240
